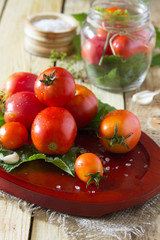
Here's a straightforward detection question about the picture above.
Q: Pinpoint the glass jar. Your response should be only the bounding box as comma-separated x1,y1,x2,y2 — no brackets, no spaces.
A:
81,0,156,92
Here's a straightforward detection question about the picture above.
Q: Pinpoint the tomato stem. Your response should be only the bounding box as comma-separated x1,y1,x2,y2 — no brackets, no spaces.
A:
99,122,133,148
40,70,56,86
99,32,111,66
86,171,105,188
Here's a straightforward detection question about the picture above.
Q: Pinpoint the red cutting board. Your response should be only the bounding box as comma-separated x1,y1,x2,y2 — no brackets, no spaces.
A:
0,131,160,217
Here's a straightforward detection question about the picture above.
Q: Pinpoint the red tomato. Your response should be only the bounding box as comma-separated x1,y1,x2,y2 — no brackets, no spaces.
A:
31,107,77,155
112,32,150,59
4,91,46,130
75,153,104,187
0,122,28,149
65,84,98,128
99,110,141,153
34,67,76,107
97,28,108,38
81,35,112,65
106,7,126,15
2,72,37,99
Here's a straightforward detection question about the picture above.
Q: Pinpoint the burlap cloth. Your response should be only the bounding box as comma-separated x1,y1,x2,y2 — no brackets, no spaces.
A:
0,132,160,240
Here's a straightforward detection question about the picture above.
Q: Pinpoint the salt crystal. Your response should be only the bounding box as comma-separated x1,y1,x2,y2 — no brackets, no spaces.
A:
104,157,110,162
125,163,131,167
105,166,110,171
33,18,71,32
144,164,148,168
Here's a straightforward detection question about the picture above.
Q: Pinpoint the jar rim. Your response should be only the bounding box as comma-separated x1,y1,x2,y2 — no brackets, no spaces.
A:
89,0,150,29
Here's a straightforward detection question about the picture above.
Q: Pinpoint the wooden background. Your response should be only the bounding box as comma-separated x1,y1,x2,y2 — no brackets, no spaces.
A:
0,0,160,239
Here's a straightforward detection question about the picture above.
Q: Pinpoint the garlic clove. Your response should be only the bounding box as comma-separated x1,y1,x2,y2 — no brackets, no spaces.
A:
3,152,19,164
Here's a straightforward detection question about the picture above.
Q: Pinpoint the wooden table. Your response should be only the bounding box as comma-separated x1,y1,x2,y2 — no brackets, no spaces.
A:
0,0,159,239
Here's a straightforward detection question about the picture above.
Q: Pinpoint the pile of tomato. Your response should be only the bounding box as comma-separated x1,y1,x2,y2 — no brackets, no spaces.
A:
81,7,153,65
0,67,141,187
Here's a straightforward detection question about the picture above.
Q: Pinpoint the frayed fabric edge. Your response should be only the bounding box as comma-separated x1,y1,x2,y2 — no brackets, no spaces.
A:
0,190,160,240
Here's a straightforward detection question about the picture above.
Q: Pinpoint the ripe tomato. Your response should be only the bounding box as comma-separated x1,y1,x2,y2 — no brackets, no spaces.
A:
34,67,76,107
2,72,37,99
0,122,28,149
65,84,98,128
31,107,77,155
112,31,151,59
4,91,46,130
99,110,141,153
81,35,112,65
75,153,104,187
97,28,108,38
106,7,126,15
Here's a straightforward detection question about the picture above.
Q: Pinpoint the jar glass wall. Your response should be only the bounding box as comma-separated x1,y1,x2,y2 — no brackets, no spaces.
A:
81,0,156,92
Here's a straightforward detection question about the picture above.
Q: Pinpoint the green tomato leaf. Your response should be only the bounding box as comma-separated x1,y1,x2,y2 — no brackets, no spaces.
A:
0,112,5,127
154,26,160,49
151,53,160,66
86,53,149,88
72,13,87,26
0,144,80,176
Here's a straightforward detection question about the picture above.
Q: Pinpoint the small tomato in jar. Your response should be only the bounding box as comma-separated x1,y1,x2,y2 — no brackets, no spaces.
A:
81,35,112,65
99,110,141,153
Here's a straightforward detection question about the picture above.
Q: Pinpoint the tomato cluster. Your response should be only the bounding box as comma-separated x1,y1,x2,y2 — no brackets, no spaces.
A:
82,7,153,65
0,66,141,188
1,67,98,154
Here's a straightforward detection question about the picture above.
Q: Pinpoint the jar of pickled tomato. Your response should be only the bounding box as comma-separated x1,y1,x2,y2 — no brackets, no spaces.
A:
81,0,156,92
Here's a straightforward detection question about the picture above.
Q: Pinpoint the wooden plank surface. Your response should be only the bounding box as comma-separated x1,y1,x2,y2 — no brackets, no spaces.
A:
0,0,64,240
0,2,32,240
0,0,63,87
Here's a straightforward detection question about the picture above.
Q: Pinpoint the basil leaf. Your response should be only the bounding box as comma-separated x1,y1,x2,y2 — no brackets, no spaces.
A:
72,13,87,26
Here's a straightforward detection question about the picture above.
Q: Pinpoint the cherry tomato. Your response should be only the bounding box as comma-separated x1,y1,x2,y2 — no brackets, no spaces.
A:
99,110,141,153
34,67,76,107
75,153,104,187
97,28,108,38
2,72,37,99
81,35,112,65
106,7,126,15
0,122,28,149
4,91,46,130
65,84,98,128
31,107,77,155
112,30,151,59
